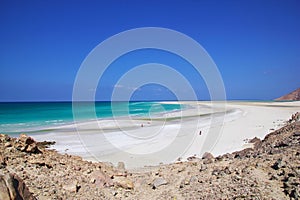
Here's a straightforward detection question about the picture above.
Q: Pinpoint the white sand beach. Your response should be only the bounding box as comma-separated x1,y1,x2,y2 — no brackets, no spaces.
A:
31,101,300,169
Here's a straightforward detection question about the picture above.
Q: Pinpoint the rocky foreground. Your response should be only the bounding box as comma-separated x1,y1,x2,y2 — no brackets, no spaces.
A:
1,114,300,200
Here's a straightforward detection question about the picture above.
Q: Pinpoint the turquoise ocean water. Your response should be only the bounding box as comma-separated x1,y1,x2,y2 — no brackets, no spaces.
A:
0,102,182,134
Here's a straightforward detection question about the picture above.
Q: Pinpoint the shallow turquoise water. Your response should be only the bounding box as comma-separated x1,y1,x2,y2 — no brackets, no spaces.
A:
0,101,182,134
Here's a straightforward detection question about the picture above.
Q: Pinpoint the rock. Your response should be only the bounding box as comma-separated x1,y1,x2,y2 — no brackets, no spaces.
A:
199,164,207,172
249,137,261,144
117,162,125,171
202,152,214,160
293,132,300,137
90,171,113,187
63,180,80,193
0,173,36,200
112,190,118,196
0,134,10,142
73,166,81,171
17,134,41,154
187,155,200,161
212,169,220,176
90,178,96,184
36,141,56,148
233,175,242,181
289,112,300,123
113,177,134,189
4,142,12,147
270,174,279,180
202,152,214,164
26,143,40,153
4,174,17,199
275,88,300,101
271,159,284,170
222,153,234,159
290,189,299,199
179,183,184,189
224,167,232,175
85,169,92,174
179,177,190,189
19,134,35,145
184,178,190,185
0,177,10,200
233,148,253,158
274,140,289,148
0,155,7,168
20,145,27,152
152,177,168,189
178,166,185,173
29,159,52,168
190,176,198,183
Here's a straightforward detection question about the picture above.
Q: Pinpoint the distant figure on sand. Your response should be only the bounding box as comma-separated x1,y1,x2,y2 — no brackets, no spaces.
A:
199,131,202,135
141,124,144,127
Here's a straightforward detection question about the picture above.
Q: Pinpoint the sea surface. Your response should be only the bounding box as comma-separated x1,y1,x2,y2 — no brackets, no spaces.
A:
0,102,182,134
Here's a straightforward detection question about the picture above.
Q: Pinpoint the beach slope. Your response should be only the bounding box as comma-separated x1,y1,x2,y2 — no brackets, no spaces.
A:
31,101,300,168
0,115,300,199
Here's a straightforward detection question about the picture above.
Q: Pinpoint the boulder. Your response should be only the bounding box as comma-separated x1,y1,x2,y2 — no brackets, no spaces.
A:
152,177,168,189
0,173,36,200
19,134,35,145
0,134,10,143
202,152,214,164
117,162,125,171
36,141,56,148
4,142,12,147
0,177,10,200
90,171,113,188
26,143,40,153
271,159,285,170
29,159,53,169
113,177,134,189
63,180,80,193
202,152,214,160
249,137,261,144
17,134,41,154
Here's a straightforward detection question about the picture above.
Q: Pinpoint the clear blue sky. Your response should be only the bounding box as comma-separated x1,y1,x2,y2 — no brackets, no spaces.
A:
0,0,299,101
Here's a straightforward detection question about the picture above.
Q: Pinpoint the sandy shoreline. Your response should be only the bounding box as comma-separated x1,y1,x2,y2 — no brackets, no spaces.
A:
31,101,300,169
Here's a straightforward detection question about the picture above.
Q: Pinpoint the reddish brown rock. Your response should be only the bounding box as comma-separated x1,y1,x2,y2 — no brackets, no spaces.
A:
275,88,300,101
